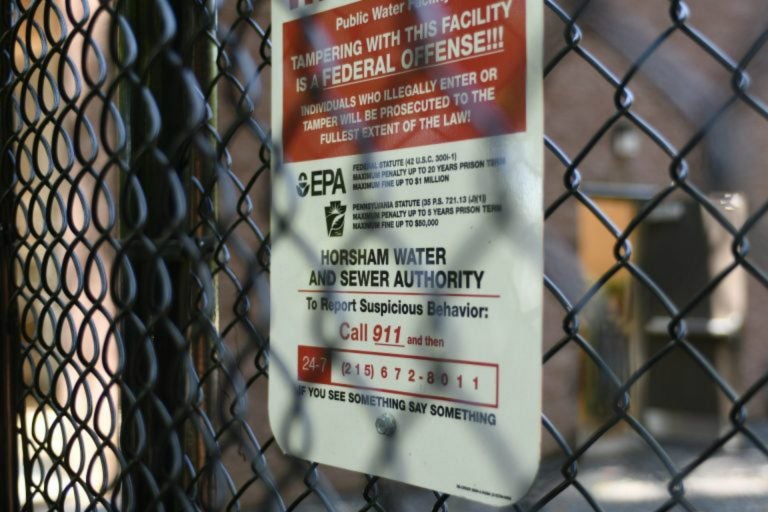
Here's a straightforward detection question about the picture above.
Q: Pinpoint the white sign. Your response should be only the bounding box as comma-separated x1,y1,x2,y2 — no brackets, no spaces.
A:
270,0,543,506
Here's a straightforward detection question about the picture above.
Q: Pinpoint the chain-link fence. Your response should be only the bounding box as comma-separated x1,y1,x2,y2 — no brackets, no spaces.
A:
1,0,767,511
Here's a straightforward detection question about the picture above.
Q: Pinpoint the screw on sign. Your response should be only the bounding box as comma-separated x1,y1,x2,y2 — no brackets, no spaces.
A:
271,0,544,506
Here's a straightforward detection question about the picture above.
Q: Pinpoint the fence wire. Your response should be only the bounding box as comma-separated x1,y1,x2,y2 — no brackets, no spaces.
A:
0,0,767,511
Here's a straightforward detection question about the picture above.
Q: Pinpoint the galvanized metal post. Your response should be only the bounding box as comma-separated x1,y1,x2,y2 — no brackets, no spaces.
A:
0,2,20,510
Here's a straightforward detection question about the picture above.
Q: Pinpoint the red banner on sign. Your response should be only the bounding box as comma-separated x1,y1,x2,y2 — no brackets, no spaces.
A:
282,0,526,163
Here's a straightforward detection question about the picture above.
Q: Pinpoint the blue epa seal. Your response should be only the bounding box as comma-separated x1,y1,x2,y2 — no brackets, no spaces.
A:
296,173,310,197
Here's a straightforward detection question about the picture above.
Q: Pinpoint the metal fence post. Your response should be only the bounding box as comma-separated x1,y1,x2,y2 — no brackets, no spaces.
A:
118,1,220,508
0,2,20,510
179,1,222,505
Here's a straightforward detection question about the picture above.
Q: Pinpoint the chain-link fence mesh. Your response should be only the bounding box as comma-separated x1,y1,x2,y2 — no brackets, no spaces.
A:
1,0,768,511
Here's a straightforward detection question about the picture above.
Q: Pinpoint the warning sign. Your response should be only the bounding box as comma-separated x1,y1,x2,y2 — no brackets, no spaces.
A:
282,0,527,163
271,0,543,506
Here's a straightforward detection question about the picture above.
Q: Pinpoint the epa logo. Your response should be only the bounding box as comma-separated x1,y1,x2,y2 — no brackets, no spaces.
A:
296,173,310,197
296,168,346,198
